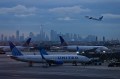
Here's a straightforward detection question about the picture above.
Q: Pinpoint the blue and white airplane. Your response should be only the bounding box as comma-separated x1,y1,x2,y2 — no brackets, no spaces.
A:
8,41,91,67
85,16,103,21
0,38,31,52
59,36,109,53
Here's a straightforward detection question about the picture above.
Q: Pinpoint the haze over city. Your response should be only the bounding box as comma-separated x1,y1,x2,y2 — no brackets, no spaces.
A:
0,0,120,40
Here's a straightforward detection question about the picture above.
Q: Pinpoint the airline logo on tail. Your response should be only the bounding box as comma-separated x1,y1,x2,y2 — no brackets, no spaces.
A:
23,38,31,46
9,41,23,56
59,36,68,46
39,47,48,55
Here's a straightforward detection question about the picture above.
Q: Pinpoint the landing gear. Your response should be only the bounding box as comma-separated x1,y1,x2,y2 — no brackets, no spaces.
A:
72,61,77,66
42,63,51,68
48,63,51,66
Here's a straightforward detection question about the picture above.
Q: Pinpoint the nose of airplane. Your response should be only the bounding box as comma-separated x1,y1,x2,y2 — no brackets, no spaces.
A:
96,47,110,53
105,47,109,50
102,47,111,53
84,56,91,62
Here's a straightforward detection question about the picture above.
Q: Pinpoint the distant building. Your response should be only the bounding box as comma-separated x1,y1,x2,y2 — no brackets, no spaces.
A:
4,36,7,41
20,34,24,42
29,32,34,38
103,36,105,42
50,30,57,41
16,30,20,41
96,36,98,42
85,35,97,42
1,34,4,41
9,35,15,41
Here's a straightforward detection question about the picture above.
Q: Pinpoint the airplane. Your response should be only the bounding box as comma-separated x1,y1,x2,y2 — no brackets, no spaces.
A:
59,36,109,53
0,38,31,52
8,41,91,67
85,16,103,21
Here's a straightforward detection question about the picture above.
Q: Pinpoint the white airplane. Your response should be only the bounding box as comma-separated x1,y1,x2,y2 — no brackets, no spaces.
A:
8,41,91,67
85,16,103,21
59,36,109,53
0,38,31,52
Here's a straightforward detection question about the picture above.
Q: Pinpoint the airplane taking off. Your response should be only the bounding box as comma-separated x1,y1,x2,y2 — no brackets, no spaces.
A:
59,36,109,53
85,16,103,21
0,38,31,52
8,41,91,67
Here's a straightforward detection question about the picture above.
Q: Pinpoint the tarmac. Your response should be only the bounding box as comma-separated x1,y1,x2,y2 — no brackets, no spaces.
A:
0,52,120,79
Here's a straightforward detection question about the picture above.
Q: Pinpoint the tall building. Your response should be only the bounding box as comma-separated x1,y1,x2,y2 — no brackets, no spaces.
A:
96,36,98,42
9,35,15,41
29,32,34,38
4,36,7,41
103,36,105,42
50,30,57,41
39,26,46,41
16,30,20,41
1,34,4,41
20,33,24,41
85,35,97,42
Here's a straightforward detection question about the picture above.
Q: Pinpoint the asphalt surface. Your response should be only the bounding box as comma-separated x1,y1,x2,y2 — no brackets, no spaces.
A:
0,52,120,79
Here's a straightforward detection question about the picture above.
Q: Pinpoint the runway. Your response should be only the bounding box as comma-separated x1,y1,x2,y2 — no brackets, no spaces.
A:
0,53,120,79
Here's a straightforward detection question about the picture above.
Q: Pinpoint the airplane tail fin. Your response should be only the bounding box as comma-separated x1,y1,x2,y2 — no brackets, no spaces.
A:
99,16,103,20
23,38,31,46
76,46,81,55
9,41,23,56
39,48,45,60
39,48,48,60
39,48,48,55
76,46,79,52
59,36,68,46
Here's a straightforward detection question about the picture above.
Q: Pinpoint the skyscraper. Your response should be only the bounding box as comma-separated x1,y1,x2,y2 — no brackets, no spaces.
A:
103,36,105,42
50,30,57,41
1,34,4,41
29,32,34,38
16,30,19,41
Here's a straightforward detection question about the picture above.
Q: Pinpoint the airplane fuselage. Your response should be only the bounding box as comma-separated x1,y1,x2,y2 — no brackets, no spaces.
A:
62,45,109,52
10,55,90,63
0,46,30,52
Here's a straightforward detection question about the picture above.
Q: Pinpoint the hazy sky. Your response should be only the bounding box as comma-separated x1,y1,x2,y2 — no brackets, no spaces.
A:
0,0,120,40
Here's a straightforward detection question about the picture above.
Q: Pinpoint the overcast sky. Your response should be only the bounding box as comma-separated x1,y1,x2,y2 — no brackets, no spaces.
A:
0,0,120,40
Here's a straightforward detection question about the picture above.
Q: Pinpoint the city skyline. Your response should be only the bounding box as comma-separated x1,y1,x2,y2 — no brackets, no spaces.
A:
0,30,119,42
0,0,120,39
